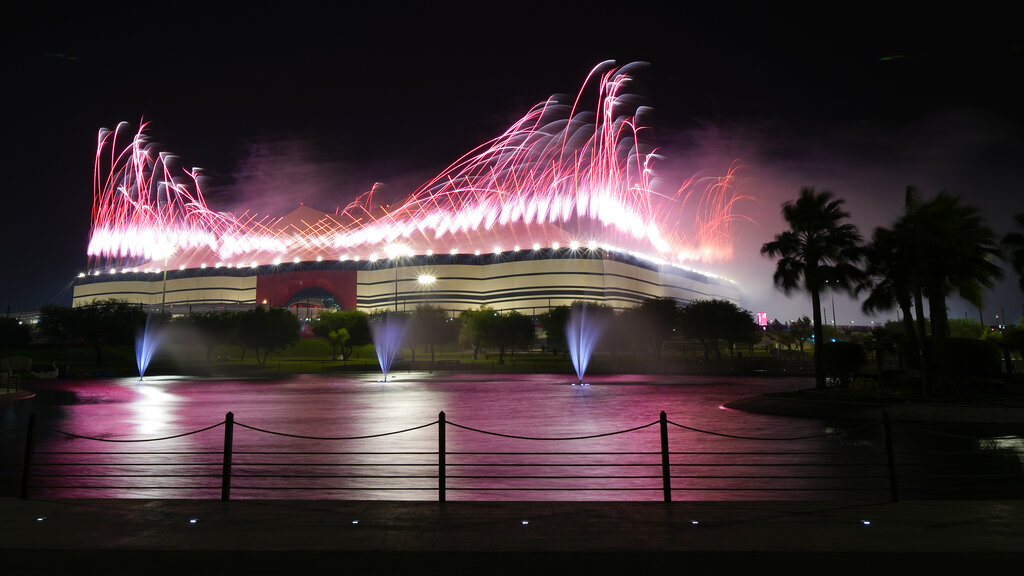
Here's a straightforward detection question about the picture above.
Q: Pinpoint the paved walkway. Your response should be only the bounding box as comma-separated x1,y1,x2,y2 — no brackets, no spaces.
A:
3,498,1022,575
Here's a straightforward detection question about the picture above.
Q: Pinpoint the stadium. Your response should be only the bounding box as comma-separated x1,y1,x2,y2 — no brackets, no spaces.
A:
72,63,744,317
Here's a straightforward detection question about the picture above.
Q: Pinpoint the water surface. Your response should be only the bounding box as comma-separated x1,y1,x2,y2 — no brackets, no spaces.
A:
4,373,1019,501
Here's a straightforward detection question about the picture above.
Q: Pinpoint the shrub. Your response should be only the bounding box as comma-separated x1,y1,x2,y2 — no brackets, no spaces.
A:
820,341,867,388
937,337,1001,384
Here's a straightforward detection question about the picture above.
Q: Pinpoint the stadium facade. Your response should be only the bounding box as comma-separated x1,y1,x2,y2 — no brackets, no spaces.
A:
72,241,740,318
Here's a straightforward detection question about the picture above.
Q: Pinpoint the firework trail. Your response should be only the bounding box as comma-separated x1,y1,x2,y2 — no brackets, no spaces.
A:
87,62,748,273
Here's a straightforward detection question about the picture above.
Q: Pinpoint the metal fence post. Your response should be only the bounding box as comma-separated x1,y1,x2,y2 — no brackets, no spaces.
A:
438,410,446,503
20,413,36,499
221,411,234,501
882,411,899,503
660,411,671,502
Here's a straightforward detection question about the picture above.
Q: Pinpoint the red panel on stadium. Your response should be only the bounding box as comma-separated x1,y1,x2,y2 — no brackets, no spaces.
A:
255,269,358,310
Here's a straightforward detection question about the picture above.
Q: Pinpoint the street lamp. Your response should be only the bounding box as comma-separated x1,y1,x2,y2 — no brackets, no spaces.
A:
824,279,837,337
417,274,436,307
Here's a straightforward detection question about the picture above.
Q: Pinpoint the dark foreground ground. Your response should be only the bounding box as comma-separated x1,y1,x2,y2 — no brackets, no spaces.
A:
3,498,1022,575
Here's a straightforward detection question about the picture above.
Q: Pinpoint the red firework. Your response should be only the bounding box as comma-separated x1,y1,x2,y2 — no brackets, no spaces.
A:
87,62,749,273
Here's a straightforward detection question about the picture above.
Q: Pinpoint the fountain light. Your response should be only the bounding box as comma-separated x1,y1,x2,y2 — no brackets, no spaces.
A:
135,314,163,380
371,312,407,382
566,304,607,385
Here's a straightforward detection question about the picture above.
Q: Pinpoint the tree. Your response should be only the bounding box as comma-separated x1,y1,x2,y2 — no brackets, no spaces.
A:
862,325,898,383
407,305,457,362
678,299,756,361
789,316,813,353
187,310,242,361
0,317,31,353
326,327,350,360
910,192,1003,353
859,222,921,369
37,305,77,359
240,306,301,366
948,318,984,339
537,305,571,354
312,310,370,359
633,297,680,357
72,300,148,366
488,310,535,364
768,321,797,351
761,188,864,390
1003,212,1024,293
457,308,535,363
458,307,494,359
540,302,614,356
898,191,1003,383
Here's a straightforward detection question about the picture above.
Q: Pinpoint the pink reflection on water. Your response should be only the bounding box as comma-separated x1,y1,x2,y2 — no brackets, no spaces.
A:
20,373,880,501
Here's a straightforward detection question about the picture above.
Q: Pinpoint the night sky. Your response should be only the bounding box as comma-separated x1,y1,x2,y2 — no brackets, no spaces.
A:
5,3,1022,324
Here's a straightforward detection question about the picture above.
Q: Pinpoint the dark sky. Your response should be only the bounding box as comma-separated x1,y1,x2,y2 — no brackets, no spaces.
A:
5,2,1023,324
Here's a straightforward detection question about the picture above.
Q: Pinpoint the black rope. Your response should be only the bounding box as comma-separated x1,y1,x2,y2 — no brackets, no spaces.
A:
446,420,658,440
41,421,225,443
233,419,438,440
666,418,878,441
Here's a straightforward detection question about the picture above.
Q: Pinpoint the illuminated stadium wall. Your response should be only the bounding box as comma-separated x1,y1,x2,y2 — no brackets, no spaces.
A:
77,64,748,317
72,249,738,315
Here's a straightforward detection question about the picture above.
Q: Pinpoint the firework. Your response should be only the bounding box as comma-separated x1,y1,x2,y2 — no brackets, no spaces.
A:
87,62,748,273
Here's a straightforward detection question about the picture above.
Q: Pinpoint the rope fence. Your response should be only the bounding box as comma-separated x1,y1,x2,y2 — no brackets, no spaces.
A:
3,410,1021,502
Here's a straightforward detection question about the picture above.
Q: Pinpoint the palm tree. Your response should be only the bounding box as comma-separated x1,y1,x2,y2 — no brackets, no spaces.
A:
903,191,1003,358
761,187,864,390
859,225,921,369
1003,212,1024,294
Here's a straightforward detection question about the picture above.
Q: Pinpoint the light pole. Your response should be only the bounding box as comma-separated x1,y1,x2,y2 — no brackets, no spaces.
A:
393,257,400,311
825,280,836,338
831,291,837,332
160,254,169,314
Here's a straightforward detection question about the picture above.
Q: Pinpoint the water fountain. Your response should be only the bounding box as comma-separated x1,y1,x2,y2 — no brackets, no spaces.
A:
135,314,163,380
370,312,407,382
566,305,606,385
